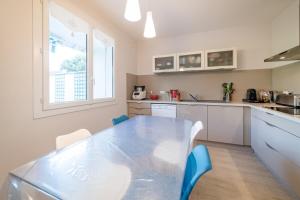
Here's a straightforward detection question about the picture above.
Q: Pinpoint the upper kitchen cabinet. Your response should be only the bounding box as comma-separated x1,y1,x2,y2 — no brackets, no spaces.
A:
205,48,237,70
153,54,177,73
153,48,237,73
177,51,204,71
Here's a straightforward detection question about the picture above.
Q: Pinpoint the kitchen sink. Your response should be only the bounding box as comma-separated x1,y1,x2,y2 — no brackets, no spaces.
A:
181,99,227,103
185,93,227,103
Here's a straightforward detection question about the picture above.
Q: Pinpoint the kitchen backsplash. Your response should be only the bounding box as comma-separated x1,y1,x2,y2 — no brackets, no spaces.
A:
127,69,272,101
126,73,138,100
272,62,300,94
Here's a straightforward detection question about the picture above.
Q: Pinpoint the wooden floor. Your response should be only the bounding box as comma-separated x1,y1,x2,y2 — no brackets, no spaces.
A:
190,141,297,200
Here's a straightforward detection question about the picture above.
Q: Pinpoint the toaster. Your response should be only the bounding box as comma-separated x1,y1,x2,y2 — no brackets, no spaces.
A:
276,94,300,108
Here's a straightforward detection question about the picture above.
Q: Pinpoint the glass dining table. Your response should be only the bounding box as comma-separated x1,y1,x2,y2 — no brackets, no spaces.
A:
1,116,193,200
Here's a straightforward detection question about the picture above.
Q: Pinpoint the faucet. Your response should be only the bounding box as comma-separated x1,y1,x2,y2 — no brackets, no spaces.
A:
189,93,199,102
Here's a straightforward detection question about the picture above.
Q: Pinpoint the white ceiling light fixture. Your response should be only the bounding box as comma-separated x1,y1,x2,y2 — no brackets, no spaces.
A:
124,0,141,22
144,11,156,38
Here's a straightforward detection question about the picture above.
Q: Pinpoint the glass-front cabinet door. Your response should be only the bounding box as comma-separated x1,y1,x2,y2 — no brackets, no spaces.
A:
205,48,237,70
153,54,177,73
177,51,204,71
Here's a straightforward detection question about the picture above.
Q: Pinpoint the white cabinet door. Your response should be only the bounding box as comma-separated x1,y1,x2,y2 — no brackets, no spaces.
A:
251,115,269,154
177,51,204,71
151,104,177,118
177,105,208,140
153,54,177,73
205,48,237,70
251,116,261,152
208,106,243,145
251,112,300,198
243,107,251,146
263,120,300,168
262,138,300,198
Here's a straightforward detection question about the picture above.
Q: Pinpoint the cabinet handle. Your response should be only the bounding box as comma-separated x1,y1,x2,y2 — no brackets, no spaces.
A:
265,142,279,153
265,141,300,168
265,112,274,116
264,121,277,128
263,120,300,139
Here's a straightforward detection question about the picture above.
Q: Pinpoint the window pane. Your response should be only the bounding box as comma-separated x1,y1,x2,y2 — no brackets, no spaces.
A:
48,2,88,104
93,30,114,99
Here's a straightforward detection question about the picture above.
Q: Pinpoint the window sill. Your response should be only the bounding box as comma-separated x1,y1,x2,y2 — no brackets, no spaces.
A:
34,99,117,119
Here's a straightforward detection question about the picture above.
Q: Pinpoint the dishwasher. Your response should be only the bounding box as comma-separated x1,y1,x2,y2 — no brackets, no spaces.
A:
151,104,177,118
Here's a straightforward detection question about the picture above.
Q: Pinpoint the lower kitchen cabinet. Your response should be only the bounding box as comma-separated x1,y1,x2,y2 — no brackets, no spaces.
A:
128,102,151,117
251,109,300,198
250,116,262,152
177,104,208,140
208,106,244,145
243,107,251,146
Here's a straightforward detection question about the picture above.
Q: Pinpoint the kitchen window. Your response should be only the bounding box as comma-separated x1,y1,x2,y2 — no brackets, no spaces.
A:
93,30,114,100
33,0,115,118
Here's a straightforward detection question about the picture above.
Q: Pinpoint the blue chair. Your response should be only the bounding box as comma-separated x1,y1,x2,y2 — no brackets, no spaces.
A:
181,145,212,200
112,115,129,126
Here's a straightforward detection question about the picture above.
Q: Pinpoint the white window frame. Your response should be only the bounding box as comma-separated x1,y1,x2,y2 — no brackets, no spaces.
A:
92,29,116,104
33,0,116,119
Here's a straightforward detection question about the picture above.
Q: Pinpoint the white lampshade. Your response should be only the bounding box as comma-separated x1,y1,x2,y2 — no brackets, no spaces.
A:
144,11,156,38
124,0,141,22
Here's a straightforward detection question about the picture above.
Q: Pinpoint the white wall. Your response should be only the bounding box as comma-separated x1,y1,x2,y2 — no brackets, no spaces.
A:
137,24,272,75
270,0,299,68
272,0,299,55
0,0,136,185
271,0,300,93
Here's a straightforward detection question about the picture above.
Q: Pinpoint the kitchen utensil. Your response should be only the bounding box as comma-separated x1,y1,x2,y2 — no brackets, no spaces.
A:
276,94,300,107
265,94,300,115
258,90,270,103
170,89,180,101
132,85,146,100
189,93,199,102
269,91,274,102
246,89,257,102
150,94,159,100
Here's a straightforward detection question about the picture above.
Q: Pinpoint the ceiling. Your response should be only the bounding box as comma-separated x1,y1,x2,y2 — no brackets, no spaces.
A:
87,0,295,40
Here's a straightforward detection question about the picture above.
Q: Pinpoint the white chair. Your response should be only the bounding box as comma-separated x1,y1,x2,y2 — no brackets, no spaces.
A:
56,129,91,150
189,121,203,152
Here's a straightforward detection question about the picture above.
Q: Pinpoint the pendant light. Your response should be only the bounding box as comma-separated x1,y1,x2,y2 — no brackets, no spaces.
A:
144,11,156,38
124,0,141,22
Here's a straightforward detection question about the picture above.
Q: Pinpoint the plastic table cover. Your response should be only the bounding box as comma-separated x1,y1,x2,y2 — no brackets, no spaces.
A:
3,116,193,200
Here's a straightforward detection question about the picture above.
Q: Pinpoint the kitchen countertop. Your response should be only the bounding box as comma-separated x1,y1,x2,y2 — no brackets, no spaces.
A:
127,99,300,124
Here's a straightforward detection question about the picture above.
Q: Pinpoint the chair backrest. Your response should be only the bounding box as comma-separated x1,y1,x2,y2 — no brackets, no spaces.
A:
56,129,91,150
190,121,203,148
112,115,129,126
181,145,212,200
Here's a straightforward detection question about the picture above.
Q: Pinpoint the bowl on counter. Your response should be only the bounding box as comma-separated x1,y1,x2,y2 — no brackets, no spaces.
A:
150,95,159,100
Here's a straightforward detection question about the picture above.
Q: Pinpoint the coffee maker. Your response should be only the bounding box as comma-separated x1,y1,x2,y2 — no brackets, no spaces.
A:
132,85,147,100
243,89,259,103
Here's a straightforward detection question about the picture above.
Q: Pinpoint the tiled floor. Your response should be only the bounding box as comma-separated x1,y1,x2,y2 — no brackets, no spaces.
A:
190,141,297,200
